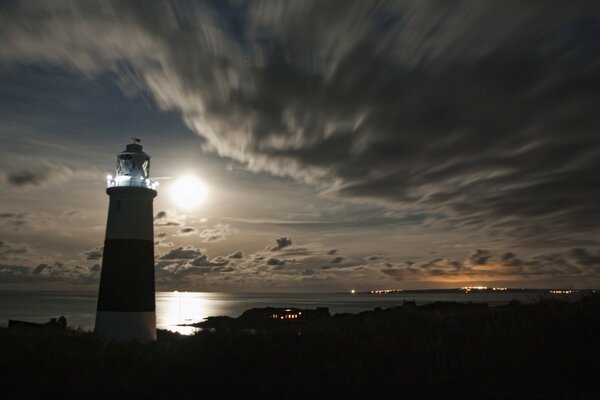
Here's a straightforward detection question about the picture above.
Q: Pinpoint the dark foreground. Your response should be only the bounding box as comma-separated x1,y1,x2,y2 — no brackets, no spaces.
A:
1,297,599,400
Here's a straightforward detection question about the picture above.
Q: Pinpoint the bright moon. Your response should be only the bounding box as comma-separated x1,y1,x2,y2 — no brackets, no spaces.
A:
170,176,208,209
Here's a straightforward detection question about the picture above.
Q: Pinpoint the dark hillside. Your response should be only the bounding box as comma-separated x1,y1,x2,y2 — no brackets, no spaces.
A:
1,296,599,399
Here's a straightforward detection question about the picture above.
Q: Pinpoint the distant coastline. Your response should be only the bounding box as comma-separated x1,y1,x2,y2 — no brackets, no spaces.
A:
0,289,591,334
355,287,595,294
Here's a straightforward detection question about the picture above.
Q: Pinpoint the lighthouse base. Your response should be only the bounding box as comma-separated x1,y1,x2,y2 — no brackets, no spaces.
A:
95,311,156,342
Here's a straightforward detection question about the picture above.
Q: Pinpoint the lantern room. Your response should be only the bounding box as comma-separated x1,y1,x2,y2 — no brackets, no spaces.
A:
106,139,158,190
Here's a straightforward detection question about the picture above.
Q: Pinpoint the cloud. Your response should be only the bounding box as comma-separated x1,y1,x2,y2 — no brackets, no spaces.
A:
4,163,77,187
381,248,600,281
0,261,100,284
0,240,30,259
233,239,362,285
154,210,186,227
0,213,27,228
272,237,293,251
0,263,33,283
160,246,204,260
175,227,197,237
32,263,45,274
267,257,285,266
0,0,599,248
156,247,232,276
228,251,243,259
82,247,103,261
468,250,492,266
565,248,600,266
191,254,229,267
199,224,231,242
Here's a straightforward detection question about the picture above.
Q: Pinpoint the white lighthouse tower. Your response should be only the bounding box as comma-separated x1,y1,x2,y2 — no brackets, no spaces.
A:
95,139,159,341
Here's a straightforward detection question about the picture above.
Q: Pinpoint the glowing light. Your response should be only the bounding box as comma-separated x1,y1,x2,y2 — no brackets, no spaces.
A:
170,176,208,209
370,289,404,294
460,286,488,293
351,289,356,294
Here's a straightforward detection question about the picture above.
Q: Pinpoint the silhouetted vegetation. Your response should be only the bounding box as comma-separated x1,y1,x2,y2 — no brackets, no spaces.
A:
1,296,600,399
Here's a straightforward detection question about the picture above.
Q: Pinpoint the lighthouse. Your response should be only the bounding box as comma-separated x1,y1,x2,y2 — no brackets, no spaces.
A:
95,139,159,341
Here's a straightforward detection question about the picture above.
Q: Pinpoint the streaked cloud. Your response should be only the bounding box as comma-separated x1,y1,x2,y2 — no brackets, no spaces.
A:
0,1,599,290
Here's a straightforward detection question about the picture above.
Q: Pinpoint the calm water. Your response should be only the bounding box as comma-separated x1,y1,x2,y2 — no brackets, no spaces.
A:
0,290,580,335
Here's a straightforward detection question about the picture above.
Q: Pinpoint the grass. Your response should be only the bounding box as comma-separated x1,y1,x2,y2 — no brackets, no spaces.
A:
1,296,599,399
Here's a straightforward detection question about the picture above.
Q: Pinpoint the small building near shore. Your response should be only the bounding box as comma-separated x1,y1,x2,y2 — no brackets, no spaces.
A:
240,307,330,322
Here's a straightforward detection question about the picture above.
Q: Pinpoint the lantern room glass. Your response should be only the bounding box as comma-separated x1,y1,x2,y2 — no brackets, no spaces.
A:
106,142,158,190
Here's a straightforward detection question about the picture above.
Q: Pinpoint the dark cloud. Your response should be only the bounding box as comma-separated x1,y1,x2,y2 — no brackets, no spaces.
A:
331,256,344,264
381,268,402,278
83,247,103,261
176,227,197,236
565,248,600,266
228,251,243,259
32,263,47,274
4,163,77,187
160,247,203,260
156,221,181,227
157,248,233,276
154,210,185,227
191,254,229,267
0,263,29,275
468,250,492,266
2,261,101,284
0,240,29,259
0,263,32,283
0,213,26,220
0,262,100,285
272,237,293,251
383,248,600,281
267,257,285,266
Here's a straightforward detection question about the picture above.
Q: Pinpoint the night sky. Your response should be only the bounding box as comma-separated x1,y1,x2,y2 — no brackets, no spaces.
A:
1,1,599,292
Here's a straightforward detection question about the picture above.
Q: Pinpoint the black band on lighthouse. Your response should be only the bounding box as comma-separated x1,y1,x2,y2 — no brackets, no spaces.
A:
97,239,155,312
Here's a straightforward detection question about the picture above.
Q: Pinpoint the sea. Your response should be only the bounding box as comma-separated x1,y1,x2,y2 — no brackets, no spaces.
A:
0,290,584,335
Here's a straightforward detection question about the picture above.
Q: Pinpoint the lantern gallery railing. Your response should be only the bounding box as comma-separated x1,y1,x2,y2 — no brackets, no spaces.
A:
106,175,159,190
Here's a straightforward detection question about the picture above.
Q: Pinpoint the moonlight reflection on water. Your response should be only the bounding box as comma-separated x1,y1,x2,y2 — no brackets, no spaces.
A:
156,291,225,335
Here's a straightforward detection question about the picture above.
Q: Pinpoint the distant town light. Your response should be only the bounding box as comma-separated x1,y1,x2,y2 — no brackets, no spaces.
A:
351,289,356,294
370,288,404,294
460,286,488,293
